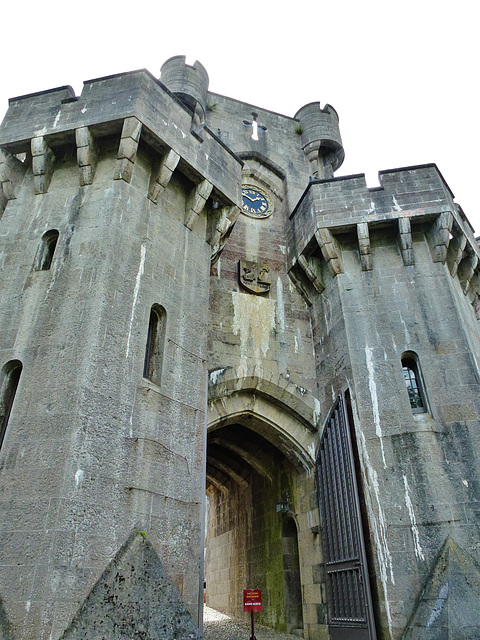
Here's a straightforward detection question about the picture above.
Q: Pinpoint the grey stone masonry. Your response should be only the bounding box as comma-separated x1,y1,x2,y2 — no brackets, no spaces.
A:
1,56,479,640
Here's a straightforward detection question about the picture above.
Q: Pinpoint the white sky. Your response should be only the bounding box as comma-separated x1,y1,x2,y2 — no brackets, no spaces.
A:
2,0,478,234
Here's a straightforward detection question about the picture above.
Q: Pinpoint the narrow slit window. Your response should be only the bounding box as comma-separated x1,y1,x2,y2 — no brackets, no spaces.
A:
143,305,166,385
34,229,59,271
402,353,426,413
0,360,22,451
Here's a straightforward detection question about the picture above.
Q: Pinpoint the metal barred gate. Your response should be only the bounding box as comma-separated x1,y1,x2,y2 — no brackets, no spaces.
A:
316,393,377,640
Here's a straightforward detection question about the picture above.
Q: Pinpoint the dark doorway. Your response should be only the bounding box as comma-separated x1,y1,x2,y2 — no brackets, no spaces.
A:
205,421,301,630
282,517,304,635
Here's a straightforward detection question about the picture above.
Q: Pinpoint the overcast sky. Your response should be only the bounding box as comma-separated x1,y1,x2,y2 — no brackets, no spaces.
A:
2,0,478,234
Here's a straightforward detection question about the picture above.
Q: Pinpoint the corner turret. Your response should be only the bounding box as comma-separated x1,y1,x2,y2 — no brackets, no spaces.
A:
295,102,344,179
160,55,209,129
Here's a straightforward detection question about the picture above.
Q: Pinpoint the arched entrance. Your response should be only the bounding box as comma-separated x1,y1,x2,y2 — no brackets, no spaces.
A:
204,372,317,632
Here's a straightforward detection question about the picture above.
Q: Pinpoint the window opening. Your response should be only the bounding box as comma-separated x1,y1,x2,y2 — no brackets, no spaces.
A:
34,230,59,271
402,354,426,413
242,112,267,141
0,360,22,451
143,305,166,385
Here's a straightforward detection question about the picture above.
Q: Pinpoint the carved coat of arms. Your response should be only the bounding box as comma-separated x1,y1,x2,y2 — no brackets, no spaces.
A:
239,260,271,295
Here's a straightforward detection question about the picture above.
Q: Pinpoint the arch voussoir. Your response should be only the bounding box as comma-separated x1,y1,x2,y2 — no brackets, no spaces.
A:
207,367,320,471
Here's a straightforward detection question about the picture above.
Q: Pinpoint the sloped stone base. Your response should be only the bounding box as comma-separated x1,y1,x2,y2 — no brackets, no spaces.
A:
403,537,480,639
60,531,201,640
0,596,14,640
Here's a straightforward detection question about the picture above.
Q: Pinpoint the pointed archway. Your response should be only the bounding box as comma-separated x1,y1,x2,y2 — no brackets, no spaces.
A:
205,370,317,632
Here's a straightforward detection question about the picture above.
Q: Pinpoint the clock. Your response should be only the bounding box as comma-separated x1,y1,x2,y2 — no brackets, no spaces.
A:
241,187,272,219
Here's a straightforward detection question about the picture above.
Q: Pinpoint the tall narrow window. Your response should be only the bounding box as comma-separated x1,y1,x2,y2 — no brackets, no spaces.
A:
143,305,166,385
34,229,59,271
402,353,426,413
0,360,22,451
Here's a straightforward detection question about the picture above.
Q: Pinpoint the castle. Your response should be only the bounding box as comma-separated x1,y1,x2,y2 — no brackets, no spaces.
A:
0,55,479,640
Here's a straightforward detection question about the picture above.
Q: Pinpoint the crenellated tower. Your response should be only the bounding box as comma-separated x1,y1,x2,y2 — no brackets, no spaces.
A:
0,60,241,640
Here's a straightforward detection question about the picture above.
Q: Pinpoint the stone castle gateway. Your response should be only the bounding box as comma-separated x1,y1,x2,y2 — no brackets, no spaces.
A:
0,56,479,639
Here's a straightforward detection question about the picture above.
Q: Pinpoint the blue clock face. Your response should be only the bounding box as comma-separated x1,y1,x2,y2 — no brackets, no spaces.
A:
241,187,272,218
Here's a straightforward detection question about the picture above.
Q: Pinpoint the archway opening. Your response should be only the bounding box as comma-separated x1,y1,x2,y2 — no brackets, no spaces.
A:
204,420,304,634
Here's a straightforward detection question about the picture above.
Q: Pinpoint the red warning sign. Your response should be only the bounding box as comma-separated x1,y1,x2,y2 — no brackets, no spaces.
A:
243,589,262,612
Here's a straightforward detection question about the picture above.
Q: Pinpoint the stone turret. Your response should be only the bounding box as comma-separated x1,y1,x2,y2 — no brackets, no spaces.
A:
295,101,344,179
160,56,209,130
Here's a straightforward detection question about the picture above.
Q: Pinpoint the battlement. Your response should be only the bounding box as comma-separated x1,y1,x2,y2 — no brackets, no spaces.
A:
290,163,464,248
288,163,480,310
0,68,243,256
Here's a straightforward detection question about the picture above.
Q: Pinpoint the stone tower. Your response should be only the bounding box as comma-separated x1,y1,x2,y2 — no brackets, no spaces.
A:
0,56,479,640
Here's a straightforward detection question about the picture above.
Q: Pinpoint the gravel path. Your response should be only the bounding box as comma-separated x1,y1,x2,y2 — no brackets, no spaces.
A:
203,606,301,640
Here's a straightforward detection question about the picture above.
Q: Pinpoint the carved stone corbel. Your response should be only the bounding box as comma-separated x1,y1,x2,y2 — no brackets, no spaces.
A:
357,222,372,271
209,204,240,261
288,263,313,307
427,211,453,263
458,250,478,295
446,232,467,278
466,270,480,307
75,126,98,186
398,217,414,266
185,178,213,230
315,228,343,276
0,149,27,213
114,117,142,183
148,149,180,204
298,254,324,293
31,136,55,194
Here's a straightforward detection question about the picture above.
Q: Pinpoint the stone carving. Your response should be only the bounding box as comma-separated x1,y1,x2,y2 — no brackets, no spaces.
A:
239,259,271,294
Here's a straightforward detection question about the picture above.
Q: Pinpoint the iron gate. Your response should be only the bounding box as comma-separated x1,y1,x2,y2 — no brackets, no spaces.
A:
316,393,377,640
